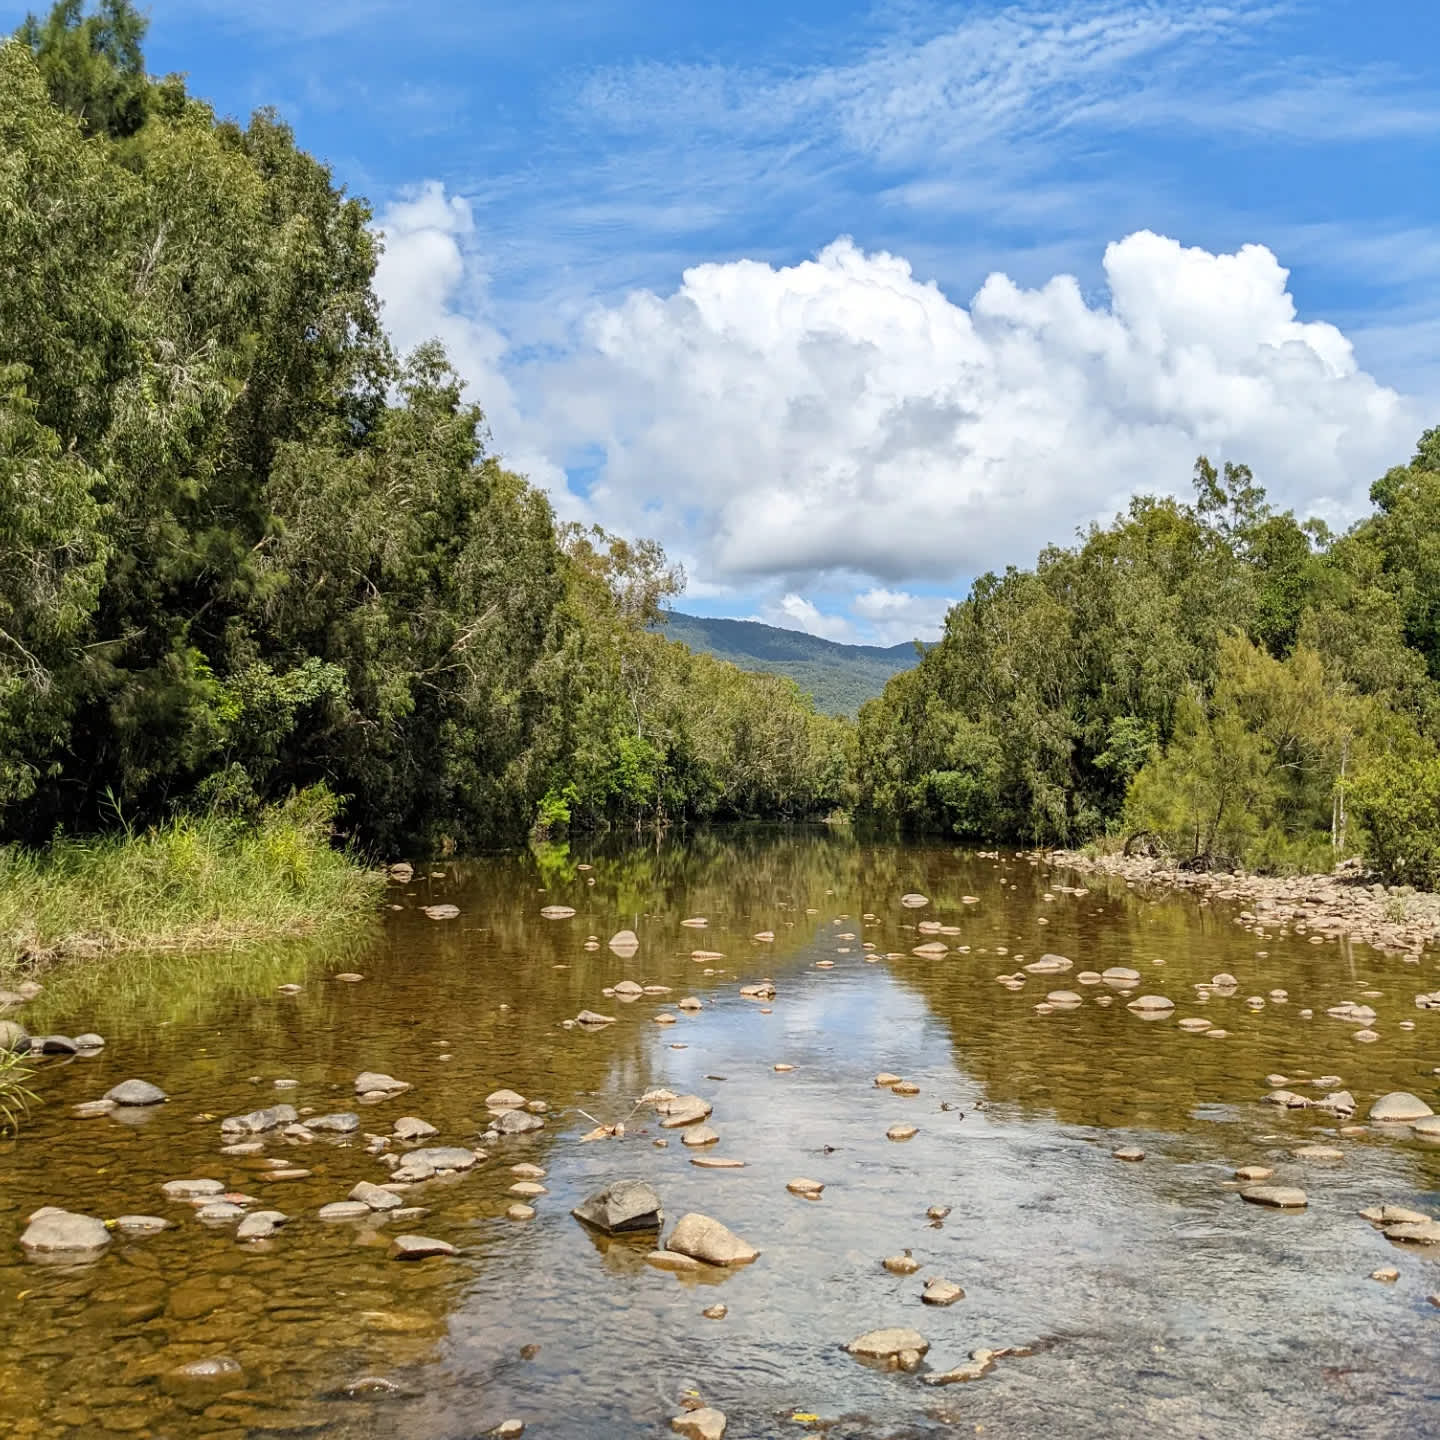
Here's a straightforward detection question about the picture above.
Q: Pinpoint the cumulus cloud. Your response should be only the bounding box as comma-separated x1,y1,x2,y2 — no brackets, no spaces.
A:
373,182,570,499
548,229,1414,586
760,594,857,643
853,588,956,645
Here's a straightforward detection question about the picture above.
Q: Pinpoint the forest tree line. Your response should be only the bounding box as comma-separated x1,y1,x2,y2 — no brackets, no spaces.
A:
7,4,1440,885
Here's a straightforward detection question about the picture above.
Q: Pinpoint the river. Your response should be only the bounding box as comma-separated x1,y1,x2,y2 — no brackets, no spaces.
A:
1,828,1436,1438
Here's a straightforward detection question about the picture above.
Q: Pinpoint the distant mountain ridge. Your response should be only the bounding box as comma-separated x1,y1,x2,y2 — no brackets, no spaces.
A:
661,611,922,715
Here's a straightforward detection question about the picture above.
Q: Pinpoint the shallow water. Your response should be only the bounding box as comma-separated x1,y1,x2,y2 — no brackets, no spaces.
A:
1,829,1437,1439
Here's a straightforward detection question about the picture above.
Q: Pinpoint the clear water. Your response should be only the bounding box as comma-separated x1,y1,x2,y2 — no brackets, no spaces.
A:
1,829,1437,1439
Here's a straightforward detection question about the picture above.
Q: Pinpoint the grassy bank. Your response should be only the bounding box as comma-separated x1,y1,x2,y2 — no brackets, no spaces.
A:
0,789,381,969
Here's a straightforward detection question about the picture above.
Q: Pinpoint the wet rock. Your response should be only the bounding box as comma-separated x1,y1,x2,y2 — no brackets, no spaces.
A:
691,1156,745,1169
575,1010,616,1027
320,1201,376,1221
486,1088,528,1110
1112,1146,1145,1162
884,1253,920,1275
666,1212,759,1266
540,905,576,919
1293,1145,1344,1160
681,1125,719,1147
389,1234,457,1260
512,1162,547,1178
1371,1266,1400,1282
72,1098,116,1118
739,982,776,1000
161,1355,245,1394
1240,1185,1308,1209
507,1203,536,1221
1313,1090,1356,1116
494,1423,526,1439
657,1095,713,1128
1101,967,1141,986
846,1328,929,1370
1369,1092,1435,1123
492,1109,544,1136
161,1178,224,1199
509,1181,547,1198
786,1178,824,1198
608,930,640,957
671,1407,727,1439
900,894,929,908
405,1145,479,1173
114,1215,172,1235
1046,990,1082,1006
221,1104,298,1135
105,1078,166,1107
612,980,644,1000
0,1019,29,1053
703,1302,728,1319
20,1210,111,1255
572,1179,663,1234
927,1205,951,1221
1210,972,1238,988
874,1072,902,1087
306,1111,361,1134
354,1072,409,1098
235,1210,288,1241
195,1201,246,1222
1262,1089,1310,1109
35,1034,79,1054
1412,1115,1440,1139
924,1351,996,1385
922,1277,964,1305
394,1116,438,1141
388,862,414,881
423,904,460,920
1126,994,1175,1014
645,1250,703,1272
1384,1220,1440,1245
1234,1165,1274,1181
886,1124,918,1141
351,1181,405,1211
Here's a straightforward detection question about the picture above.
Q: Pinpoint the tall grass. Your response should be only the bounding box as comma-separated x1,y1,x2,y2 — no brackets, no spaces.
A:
0,1048,36,1135
0,787,381,969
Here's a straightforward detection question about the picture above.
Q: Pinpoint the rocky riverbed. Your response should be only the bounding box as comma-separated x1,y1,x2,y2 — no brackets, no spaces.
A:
0,831,1436,1439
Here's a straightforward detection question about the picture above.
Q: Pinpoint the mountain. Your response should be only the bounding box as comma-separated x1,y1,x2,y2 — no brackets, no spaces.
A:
660,612,922,715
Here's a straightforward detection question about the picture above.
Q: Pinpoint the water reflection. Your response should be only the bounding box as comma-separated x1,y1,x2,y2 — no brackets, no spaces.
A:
0,827,1436,1438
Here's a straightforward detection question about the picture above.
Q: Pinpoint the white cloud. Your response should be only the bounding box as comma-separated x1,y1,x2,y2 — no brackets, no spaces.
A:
545,229,1414,586
762,594,857,644
372,182,571,501
853,588,956,644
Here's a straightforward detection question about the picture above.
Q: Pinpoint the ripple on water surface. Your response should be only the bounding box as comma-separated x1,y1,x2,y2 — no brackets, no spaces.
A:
0,831,1437,1438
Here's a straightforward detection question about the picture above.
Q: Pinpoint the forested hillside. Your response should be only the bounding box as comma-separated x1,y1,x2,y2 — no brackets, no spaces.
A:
0,10,851,852
662,613,919,715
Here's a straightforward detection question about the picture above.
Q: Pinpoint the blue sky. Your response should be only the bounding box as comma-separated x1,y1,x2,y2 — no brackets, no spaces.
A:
29,1,1440,641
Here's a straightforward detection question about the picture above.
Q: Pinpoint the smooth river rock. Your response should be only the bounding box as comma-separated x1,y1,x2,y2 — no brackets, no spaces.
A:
1240,1185,1308,1209
1369,1091,1435,1123
389,1234,457,1260
671,1407,727,1439
665,1213,759,1267
921,1277,965,1306
104,1079,167,1107
19,1210,112,1256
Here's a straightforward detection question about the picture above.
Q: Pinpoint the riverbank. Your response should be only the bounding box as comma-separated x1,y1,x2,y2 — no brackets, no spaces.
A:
1049,849,1440,957
0,791,380,970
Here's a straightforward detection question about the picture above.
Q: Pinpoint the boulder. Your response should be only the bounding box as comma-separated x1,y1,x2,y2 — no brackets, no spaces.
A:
351,1181,405,1211
571,1179,663,1234
666,1212,759,1267
485,1089,527,1110
491,1109,544,1136
1384,1220,1440,1245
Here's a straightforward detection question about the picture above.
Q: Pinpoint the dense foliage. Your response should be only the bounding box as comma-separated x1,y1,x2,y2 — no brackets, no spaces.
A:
857,448,1440,881
0,7,849,854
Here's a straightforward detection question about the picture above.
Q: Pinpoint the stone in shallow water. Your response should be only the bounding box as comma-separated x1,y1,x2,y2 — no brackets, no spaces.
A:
114,1215,172,1235
1369,1091,1434,1123
507,1204,535,1221
1240,1185,1307,1209
666,1212,759,1266
351,1181,405,1211
657,1095,713,1129
394,1116,438,1141
787,1178,824,1198
571,1179,662,1234
105,1078,166,1107
221,1104,298,1135
308,1111,361,1133
485,1089,527,1109
354,1071,409,1097
1235,1165,1274,1182
1112,1147,1145,1162
922,1277,965,1305
682,1125,719,1148
887,1124,918,1141
20,1210,111,1255
1384,1220,1440,1245
161,1355,245,1394
845,1328,929,1370
162,1178,225,1199
883,1253,920,1275
491,1109,544,1136
319,1201,374,1221
1126,994,1175,1014
671,1408,727,1439
923,1351,997,1385
575,1010,616,1026
389,1234,457,1260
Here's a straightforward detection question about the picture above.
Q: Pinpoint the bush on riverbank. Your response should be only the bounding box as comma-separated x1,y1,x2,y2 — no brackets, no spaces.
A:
0,788,378,967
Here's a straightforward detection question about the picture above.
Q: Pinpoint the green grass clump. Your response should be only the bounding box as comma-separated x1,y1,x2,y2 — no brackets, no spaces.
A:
0,787,380,968
0,1047,35,1135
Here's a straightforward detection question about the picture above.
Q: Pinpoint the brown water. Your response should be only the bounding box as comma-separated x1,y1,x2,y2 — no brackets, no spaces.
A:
1,828,1438,1439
